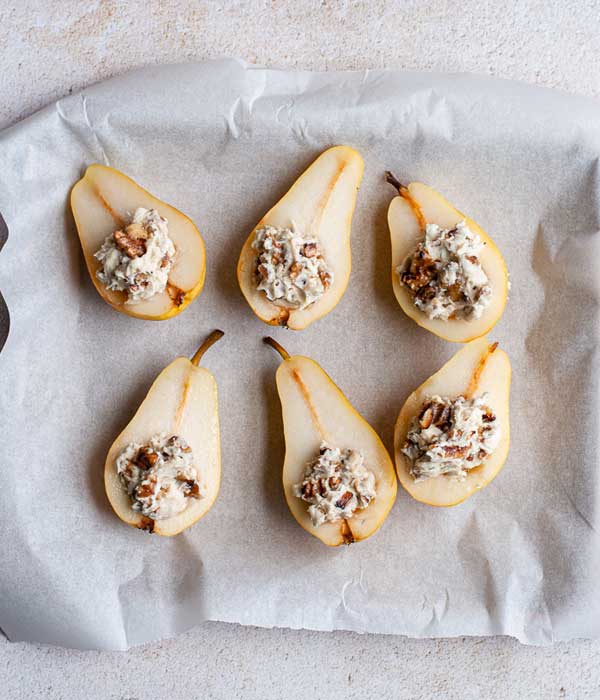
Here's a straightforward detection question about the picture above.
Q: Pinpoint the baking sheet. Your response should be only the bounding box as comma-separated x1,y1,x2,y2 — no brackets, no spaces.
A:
1,58,599,650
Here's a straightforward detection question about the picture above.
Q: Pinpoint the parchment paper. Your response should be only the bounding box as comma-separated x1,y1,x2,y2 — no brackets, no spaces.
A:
1,59,599,651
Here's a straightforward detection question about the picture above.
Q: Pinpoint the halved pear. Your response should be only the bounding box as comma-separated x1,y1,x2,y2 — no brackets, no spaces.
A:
387,174,508,342
238,146,364,330
394,337,511,507
265,337,397,545
104,330,223,535
71,164,206,320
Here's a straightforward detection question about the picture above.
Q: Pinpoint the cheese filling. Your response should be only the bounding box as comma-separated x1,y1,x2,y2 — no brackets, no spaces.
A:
252,225,333,309
116,434,204,520
402,394,500,482
293,443,376,527
398,221,492,321
94,207,175,304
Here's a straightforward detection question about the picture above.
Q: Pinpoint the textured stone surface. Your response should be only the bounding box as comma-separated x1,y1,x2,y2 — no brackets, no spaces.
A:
1,0,599,131
1,1,599,698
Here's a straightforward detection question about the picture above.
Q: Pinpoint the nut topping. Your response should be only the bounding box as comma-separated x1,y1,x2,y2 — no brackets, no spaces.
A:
116,433,204,521
113,229,147,258
136,448,158,469
94,207,175,304
303,242,318,258
403,394,501,482
125,221,149,240
293,442,376,528
252,225,334,310
397,221,492,321
335,491,353,510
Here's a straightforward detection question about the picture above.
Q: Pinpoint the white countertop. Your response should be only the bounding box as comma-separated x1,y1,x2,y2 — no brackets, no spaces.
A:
2,2,599,698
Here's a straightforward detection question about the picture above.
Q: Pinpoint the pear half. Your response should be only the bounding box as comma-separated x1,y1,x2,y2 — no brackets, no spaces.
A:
387,175,508,342
71,164,206,320
104,330,223,535
394,337,511,507
265,337,397,546
238,146,364,330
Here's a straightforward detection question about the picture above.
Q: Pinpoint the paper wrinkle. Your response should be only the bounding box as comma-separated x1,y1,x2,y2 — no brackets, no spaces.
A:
420,589,451,631
223,69,269,141
337,564,369,628
1,59,600,649
81,94,110,166
55,92,110,166
224,96,244,140
455,511,554,643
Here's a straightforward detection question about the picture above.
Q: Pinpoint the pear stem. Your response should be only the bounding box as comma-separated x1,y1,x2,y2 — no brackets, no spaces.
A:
191,329,225,367
385,171,405,193
263,336,290,360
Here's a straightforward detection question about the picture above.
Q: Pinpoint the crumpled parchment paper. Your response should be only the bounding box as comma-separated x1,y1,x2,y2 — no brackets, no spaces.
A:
1,59,599,650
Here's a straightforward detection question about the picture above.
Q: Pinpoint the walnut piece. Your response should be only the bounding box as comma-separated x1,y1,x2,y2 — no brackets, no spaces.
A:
335,491,353,509
125,222,149,240
303,242,318,258
113,229,147,258
136,448,158,470
318,269,332,288
418,400,451,430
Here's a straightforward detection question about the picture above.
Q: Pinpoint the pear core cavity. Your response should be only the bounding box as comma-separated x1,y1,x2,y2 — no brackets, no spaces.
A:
398,220,492,321
402,394,500,482
293,442,376,527
116,433,204,520
252,224,333,310
95,207,175,304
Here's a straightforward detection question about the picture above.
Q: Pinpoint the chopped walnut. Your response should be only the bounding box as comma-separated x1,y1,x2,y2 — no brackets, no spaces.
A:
418,400,451,430
335,491,353,509
399,250,437,292
318,269,332,288
397,221,492,321
402,394,500,481
113,229,147,258
94,207,175,304
252,225,334,310
303,242,318,258
125,222,149,240
116,433,204,520
136,448,159,470
293,443,376,527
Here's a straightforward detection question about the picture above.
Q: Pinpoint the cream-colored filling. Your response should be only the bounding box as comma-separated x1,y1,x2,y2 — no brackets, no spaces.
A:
94,207,175,304
116,434,204,520
398,220,491,321
402,394,500,481
293,442,376,527
252,224,332,309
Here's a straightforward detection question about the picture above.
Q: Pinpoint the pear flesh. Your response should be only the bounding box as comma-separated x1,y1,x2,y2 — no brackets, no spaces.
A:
104,332,222,536
238,146,364,330
71,164,206,320
394,337,511,507
388,179,508,342
266,338,397,546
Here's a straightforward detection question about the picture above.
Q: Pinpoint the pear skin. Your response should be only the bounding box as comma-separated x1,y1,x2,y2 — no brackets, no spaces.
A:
104,330,223,535
71,164,206,320
394,337,511,507
238,146,364,330
265,337,397,546
387,175,508,342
